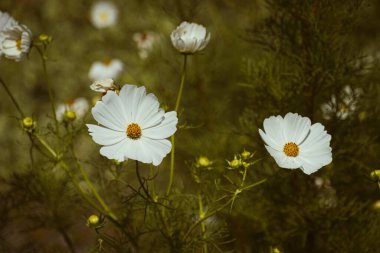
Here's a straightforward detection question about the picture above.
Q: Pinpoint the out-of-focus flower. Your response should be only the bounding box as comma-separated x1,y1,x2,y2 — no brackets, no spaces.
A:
87,85,178,166
195,156,212,168
373,200,380,210
90,1,118,29
89,58,124,81
370,170,380,181
133,31,158,59
259,112,332,175
321,85,362,120
90,78,119,93
56,98,89,121
0,24,32,61
170,21,210,54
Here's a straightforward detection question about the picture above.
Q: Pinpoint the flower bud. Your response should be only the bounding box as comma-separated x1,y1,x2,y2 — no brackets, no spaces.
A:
22,116,36,132
370,170,380,181
38,33,52,43
87,214,100,227
241,149,252,160
373,200,380,210
64,110,76,121
196,156,212,168
228,156,241,169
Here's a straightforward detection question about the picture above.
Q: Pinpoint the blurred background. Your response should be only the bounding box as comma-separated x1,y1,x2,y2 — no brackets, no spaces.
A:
1,0,380,252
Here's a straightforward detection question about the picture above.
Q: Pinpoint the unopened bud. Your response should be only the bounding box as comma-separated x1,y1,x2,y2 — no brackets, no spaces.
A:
228,156,241,169
370,170,380,181
64,110,76,121
87,214,100,227
196,156,212,167
22,116,36,132
39,34,52,43
241,149,252,160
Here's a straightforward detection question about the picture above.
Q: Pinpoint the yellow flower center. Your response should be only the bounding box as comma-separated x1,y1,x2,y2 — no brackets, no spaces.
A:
283,142,299,157
126,123,142,139
338,103,348,113
102,57,112,66
16,39,22,50
99,11,109,22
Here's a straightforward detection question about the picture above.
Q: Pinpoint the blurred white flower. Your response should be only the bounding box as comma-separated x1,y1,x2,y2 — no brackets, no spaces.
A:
133,31,158,59
90,1,118,29
0,11,18,32
87,85,178,166
170,21,210,54
321,85,362,120
259,112,332,175
0,24,32,61
90,78,117,93
56,98,89,121
88,58,124,81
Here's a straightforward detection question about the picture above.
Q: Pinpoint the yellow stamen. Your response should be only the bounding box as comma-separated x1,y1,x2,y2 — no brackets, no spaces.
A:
283,142,299,157
99,11,109,22
126,123,142,139
102,57,112,66
338,103,348,113
16,39,22,50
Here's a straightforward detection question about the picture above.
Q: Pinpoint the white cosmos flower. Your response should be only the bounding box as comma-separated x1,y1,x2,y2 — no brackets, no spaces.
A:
87,84,178,166
90,1,118,29
133,31,158,59
0,24,32,61
90,78,117,93
170,21,210,54
56,98,89,121
88,58,124,81
321,85,362,120
259,112,332,175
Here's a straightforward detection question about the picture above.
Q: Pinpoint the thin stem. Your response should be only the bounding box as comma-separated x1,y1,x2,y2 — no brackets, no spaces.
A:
35,46,59,135
166,54,188,196
198,191,208,253
77,161,118,221
35,134,58,159
0,77,25,118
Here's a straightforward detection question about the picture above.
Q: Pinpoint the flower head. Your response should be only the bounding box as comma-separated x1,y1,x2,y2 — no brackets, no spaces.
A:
259,112,332,175
170,21,210,54
89,58,124,81
90,1,118,29
87,85,178,166
56,98,89,121
90,78,119,93
195,156,212,168
133,31,158,59
321,85,362,120
0,24,32,61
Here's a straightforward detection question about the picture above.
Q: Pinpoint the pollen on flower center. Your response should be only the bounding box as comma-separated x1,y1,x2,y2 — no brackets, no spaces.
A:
283,142,299,157
16,39,22,50
99,11,109,21
102,57,112,66
126,123,142,139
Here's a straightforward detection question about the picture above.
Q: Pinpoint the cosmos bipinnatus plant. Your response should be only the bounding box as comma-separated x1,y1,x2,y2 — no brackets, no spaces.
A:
1,1,380,252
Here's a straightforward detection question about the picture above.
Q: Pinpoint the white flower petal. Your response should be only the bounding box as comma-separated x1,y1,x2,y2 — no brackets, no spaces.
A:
100,138,131,162
92,92,125,131
143,111,178,139
119,84,146,122
259,129,282,151
87,124,125,145
140,137,172,166
262,115,285,145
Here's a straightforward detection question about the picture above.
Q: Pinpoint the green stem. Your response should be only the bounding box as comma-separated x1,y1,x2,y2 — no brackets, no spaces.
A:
198,191,208,253
166,54,188,195
77,161,118,221
35,46,59,135
35,134,58,159
0,77,25,118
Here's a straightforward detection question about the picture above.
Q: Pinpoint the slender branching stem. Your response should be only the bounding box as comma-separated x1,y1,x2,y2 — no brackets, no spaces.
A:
198,191,208,253
0,77,25,118
167,54,188,196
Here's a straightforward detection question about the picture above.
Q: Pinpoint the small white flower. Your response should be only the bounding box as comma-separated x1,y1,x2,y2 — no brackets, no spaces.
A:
90,78,117,93
259,112,332,175
321,85,362,120
88,58,124,81
0,24,32,61
170,21,210,54
56,98,89,121
87,84,178,166
133,31,158,59
90,1,118,29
